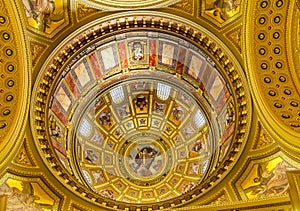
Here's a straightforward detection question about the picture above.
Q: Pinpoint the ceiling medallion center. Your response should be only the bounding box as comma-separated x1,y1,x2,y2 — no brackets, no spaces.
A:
119,133,170,186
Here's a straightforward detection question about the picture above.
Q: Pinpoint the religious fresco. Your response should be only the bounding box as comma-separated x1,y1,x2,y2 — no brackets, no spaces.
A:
72,78,213,202
241,157,298,199
205,0,241,23
128,144,162,177
0,178,60,210
42,31,236,206
21,0,66,34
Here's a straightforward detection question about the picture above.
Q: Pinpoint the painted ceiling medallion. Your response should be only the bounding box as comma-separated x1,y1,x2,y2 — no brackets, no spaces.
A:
79,0,180,10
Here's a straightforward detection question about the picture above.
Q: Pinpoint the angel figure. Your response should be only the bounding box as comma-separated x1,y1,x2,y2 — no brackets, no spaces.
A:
135,146,158,176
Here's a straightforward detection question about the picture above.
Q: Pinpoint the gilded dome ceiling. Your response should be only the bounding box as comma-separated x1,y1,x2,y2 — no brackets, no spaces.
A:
30,13,251,210
2,0,299,210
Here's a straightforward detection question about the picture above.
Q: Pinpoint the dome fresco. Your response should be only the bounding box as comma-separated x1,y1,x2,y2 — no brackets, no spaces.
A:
29,15,252,208
74,77,212,203
47,31,235,204
3,0,300,210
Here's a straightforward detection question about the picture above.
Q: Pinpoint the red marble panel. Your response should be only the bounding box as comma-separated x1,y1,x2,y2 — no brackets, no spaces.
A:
51,101,68,126
215,87,230,113
176,47,187,75
118,41,128,69
65,74,81,99
221,123,235,143
52,137,66,155
88,52,102,79
149,39,156,67
201,64,214,89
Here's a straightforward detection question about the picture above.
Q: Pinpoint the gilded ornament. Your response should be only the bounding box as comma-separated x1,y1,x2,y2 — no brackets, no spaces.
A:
76,3,100,21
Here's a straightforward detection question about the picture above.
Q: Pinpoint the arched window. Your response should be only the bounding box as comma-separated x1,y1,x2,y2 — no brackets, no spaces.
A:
194,110,206,128
82,170,92,184
110,86,124,104
157,83,171,100
79,118,92,137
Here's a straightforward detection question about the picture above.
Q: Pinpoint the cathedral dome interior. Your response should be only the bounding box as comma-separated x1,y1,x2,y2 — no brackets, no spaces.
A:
0,0,299,210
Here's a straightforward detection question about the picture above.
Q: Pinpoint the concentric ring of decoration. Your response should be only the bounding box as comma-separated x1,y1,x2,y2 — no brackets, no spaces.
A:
80,0,180,10
30,12,251,210
0,0,31,170
69,69,216,203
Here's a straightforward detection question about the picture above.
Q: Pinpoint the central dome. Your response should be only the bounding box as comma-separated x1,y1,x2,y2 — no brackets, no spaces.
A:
73,76,212,203
31,21,247,209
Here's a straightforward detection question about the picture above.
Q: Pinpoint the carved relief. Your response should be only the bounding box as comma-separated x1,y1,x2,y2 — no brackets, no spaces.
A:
209,192,228,205
49,115,62,139
169,0,193,14
76,3,100,21
13,139,36,167
204,0,241,23
226,26,242,52
252,126,275,150
30,41,45,67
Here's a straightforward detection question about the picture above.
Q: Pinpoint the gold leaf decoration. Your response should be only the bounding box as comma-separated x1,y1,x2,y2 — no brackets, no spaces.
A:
77,3,101,21
13,139,36,167
30,41,45,68
226,26,242,53
169,0,193,14
253,126,274,150
209,191,229,205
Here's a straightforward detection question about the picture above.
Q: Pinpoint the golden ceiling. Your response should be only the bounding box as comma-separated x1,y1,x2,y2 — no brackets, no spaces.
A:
0,0,299,210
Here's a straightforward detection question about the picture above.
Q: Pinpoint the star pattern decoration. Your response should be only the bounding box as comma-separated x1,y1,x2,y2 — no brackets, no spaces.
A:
139,119,146,125
126,122,133,129
153,120,160,126
166,126,172,133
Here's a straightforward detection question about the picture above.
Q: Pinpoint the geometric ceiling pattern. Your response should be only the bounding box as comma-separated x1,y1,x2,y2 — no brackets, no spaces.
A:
31,18,249,210
0,0,300,210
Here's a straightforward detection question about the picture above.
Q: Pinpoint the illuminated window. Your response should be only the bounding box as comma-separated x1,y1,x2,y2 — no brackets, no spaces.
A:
110,86,124,104
201,160,209,174
79,118,92,137
157,83,171,100
194,110,206,128
82,170,92,184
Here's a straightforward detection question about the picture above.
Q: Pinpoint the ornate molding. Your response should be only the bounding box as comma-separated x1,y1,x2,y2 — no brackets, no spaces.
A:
244,0,300,147
0,0,30,171
78,0,180,10
30,12,251,210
